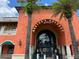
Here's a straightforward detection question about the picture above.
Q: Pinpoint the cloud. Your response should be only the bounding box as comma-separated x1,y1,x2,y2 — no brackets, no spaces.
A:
0,0,18,17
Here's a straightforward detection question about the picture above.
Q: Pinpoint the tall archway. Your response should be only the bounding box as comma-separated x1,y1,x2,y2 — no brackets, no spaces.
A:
31,19,66,59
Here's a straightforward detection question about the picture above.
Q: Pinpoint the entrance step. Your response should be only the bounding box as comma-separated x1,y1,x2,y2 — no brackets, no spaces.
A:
47,57,53,59
0,57,11,59
0,55,12,59
74,51,79,59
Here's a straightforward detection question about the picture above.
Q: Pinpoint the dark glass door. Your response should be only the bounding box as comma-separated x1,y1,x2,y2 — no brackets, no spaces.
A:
7,45,14,54
33,30,58,59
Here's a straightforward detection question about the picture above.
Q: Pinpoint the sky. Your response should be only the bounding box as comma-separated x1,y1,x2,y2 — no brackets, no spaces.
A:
0,0,18,17
0,0,79,17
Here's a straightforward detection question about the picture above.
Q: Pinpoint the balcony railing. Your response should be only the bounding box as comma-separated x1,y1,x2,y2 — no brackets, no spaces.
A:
3,31,16,35
0,17,18,22
0,30,16,35
33,54,74,59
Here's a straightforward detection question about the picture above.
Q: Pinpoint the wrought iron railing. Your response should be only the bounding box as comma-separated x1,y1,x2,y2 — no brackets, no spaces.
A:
33,54,74,59
0,54,74,59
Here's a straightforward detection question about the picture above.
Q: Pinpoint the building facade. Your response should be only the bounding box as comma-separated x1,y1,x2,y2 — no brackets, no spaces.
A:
0,5,79,59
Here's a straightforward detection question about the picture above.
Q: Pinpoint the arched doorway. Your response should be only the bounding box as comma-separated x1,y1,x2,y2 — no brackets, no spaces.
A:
1,41,14,59
33,30,59,59
32,19,66,59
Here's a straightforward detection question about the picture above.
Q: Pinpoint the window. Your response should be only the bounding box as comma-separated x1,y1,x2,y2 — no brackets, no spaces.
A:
3,24,16,34
0,22,17,35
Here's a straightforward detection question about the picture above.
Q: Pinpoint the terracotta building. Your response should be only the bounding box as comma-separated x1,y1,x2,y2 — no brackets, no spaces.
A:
0,1,79,59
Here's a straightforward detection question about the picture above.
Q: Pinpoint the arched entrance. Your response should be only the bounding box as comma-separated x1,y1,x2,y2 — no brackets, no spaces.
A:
1,41,14,59
31,19,66,59
35,30,57,59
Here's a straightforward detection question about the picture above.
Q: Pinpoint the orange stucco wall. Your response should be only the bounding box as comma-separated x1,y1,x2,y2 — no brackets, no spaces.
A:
0,8,28,54
31,9,79,45
0,8,79,54
72,13,79,41
31,9,71,45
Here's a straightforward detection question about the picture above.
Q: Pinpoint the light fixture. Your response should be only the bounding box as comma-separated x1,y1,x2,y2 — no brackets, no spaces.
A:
58,24,62,27
39,22,41,24
35,25,37,28
19,40,22,46
56,23,59,25
32,29,35,32
41,20,43,23
33,27,36,30
61,29,64,32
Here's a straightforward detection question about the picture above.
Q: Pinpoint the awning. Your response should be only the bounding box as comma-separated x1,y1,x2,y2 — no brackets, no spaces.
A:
2,41,14,45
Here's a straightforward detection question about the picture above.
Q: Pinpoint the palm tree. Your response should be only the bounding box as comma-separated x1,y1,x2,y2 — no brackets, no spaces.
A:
19,0,40,59
24,1,39,59
18,0,40,59
51,0,79,59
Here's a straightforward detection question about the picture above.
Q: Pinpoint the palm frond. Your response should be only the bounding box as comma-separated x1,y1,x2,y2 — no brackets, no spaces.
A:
52,2,63,16
32,4,41,11
52,0,79,19
24,2,32,14
59,12,64,21
23,1,40,14
28,0,37,3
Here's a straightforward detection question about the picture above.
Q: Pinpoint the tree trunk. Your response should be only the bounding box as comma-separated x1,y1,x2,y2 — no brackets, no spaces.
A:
25,14,32,59
68,18,78,59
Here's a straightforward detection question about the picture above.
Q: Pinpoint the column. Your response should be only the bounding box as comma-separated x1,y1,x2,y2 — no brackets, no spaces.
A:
57,46,61,54
62,46,65,57
37,53,39,59
12,54,25,59
56,55,59,59
0,45,2,56
29,45,35,59
29,45,32,59
66,45,72,59
44,54,46,59
0,26,5,34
